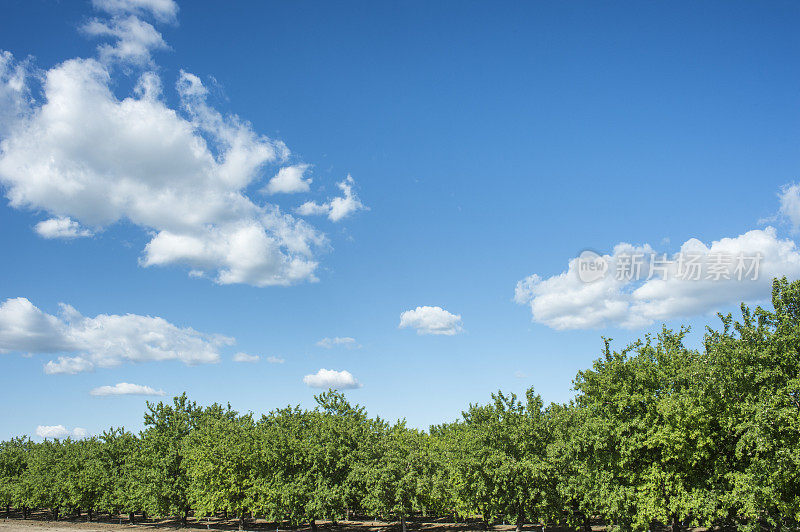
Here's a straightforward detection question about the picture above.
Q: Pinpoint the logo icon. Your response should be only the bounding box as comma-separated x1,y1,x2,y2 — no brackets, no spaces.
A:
576,250,608,283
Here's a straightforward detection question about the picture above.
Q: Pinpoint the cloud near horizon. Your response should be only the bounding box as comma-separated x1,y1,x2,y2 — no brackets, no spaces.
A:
90,382,165,396
35,425,88,439
515,226,800,330
0,297,232,374
303,368,361,389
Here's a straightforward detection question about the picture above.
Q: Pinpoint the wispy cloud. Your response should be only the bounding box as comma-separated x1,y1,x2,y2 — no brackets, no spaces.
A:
90,382,166,396
316,336,361,349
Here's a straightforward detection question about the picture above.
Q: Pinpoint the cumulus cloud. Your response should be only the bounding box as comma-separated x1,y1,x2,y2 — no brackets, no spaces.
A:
90,382,165,396
36,425,88,439
233,352,259,363
316,336,360,349
266,355,285,364
83,15,168,66
35,217,94,239
92,0,179,23
0,51,336,286
399,306,464,335
264,164,312,194
303,368,361,389
0,297,232,374
45,357,95,375
0,51,30,138
778,183,800,231
296,175,366,222
514,227,800,330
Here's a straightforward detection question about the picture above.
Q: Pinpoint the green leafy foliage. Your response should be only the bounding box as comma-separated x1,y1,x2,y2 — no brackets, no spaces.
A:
3,278,800,531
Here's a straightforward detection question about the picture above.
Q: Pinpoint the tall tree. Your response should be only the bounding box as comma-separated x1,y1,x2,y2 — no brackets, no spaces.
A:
705,277,800,527
21,438,69,520
97,428,143,522
359,423,427,532
185,404,258,530
0,437,31,517
140,393,199,525
458,388,554,531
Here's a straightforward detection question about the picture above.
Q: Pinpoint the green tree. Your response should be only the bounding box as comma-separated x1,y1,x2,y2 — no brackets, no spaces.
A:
359,423,428,532
572,329,721,531
254,405,313,526
457,388,554,531
97,428,143,522
140,393,199,525
0,437,32,517
21,438,69,520
546,402,597,531
185,404,258,530
704,277,800,528
62,437,104,519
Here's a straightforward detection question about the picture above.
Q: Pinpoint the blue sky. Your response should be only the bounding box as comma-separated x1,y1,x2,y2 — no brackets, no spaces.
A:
1,0,800,440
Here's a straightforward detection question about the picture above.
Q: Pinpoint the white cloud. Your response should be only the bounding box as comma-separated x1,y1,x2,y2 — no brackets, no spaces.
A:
296,175,366,222
0,51,30,139
316,336,360,349
35,425,88,439
92,0,179,23
266,355,285,364
514,371,527,379
399,306,464,335
233,352,259,363
264,164,312,194
35,217,94,239
0,297,232,374
779,183,800,231
303,368,361,389
83,15,168,66
0,52,333,287
45,356,95,375
515,227,800,330
90,382,165,396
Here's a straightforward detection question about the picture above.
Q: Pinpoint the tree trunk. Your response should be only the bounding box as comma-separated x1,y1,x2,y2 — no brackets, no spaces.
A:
88,508,93,522
515,509,524,532
129,512,136,524
671,516,681,532
22,506,28,520
5,505,9,518
224,509,229,519
181,509,189,527
142,511,147,521
52,508,59,521
311,518,317,532
401,516,408,532
239,511,245,531
582,515,591,532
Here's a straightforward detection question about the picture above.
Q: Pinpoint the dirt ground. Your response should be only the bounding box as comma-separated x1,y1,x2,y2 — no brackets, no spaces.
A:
0,516,583,532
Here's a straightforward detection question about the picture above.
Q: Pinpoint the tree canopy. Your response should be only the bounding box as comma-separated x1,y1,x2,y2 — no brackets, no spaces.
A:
3,278,800,531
